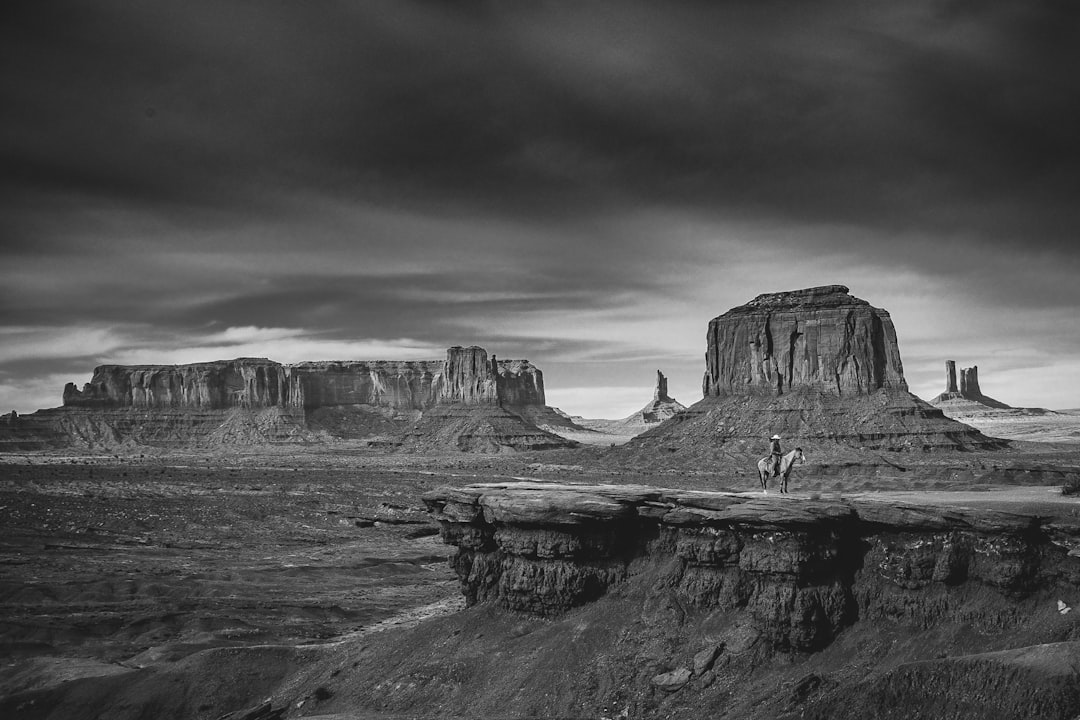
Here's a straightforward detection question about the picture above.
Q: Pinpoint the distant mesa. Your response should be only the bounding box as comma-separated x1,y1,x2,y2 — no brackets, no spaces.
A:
626,285,1003,459
933,360,1011,409
928,361,1067,443
2,346,574,452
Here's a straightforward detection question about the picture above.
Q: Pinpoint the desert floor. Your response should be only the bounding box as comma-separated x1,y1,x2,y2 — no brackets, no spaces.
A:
1,442,1078,702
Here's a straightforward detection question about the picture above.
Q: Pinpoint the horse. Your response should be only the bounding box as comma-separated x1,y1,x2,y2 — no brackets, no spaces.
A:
756,448,805,494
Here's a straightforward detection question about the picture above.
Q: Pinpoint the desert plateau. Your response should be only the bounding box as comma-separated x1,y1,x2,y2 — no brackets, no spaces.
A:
2,286,1080,720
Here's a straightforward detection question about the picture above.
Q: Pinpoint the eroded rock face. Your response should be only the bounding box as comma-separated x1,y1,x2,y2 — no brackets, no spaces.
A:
960,366,981,397
628,370,687,425
933,360,1012,410
630,287,1000,453
425,482,1080,653
703,285,907,398
18,346,566,450
495,358,545,407
60,347,548,414
63,359,290,409
287,360,443,410
440,346,499,405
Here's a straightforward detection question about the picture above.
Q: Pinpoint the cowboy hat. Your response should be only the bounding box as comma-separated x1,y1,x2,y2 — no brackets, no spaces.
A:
770,434,781,439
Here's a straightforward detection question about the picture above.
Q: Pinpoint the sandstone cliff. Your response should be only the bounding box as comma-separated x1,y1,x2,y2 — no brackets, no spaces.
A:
5,346,568,451
933,360,1013,410
703,285,906,397
63,358,290,409
414,481,1080,718
60,346,546,414
629,286,1002,456
637,370,687,424
287,359,443,410
929,360,1070,443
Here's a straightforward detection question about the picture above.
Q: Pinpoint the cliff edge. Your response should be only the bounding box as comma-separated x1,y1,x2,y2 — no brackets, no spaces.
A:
412,481,1080,718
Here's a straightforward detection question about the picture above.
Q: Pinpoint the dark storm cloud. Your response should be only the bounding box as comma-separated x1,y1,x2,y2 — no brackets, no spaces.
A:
4,0,1078,243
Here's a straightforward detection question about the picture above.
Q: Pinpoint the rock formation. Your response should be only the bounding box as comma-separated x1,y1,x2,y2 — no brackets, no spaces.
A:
60,347,546,414
944,359,959,394
287,360,443,410
627,286,1002,457
494,358,546,408
639,370,684,424
62,358,291,409
703,285,906,398
929,360,1067,441
933,360,1011,409
3,346,569,451
417,481,1080,718
631,370,687,425
426,481,1078,631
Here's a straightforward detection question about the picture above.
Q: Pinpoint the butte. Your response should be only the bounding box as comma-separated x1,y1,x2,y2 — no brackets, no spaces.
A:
622,285,1003,466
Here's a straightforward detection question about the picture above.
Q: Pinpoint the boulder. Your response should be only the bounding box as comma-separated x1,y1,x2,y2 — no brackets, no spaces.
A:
693,645,722,675
651,667,692,692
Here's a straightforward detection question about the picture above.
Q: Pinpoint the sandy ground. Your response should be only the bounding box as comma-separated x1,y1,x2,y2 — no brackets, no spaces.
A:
942,409,1080,444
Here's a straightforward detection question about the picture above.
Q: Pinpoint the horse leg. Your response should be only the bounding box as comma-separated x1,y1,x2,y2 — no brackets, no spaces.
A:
781,473,788,493
759,468,768,494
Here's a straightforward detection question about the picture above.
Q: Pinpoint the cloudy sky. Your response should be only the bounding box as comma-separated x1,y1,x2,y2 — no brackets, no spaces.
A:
2,0,1079,417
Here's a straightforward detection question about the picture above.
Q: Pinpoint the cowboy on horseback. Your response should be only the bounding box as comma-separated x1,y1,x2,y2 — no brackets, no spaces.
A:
769,434,782,477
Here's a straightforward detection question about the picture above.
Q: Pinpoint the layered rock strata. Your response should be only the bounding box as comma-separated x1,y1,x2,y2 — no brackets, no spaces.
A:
703,285,906,398
933,360,1011,409
61,346,545,413
7,346,566,450
63,358,290,409
929,361,1067,442
425,482,1080,653
631,286,1002,454
638,370,686,424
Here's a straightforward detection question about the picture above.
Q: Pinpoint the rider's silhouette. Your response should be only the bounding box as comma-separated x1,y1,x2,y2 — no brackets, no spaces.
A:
769,434,782,477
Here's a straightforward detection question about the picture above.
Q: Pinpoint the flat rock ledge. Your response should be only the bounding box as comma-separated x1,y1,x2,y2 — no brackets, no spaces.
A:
425,481,1077,536
424,482,1080,651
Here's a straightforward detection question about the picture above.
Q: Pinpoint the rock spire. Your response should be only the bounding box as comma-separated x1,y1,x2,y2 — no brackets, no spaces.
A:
934,360,1011,409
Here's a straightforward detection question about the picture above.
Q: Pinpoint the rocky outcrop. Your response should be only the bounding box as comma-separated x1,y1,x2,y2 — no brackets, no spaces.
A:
60,347,546,414
6,346,569,451
945,359,960,394
703,285,906,398
627,286,1002,455
63,359,290,409
439,346,499,406
929,361,1067,443
636,370,686,424
425,481,1080,652
287,360,443,410
961,365,981,397
495,358,545,407
933,360,1011,409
